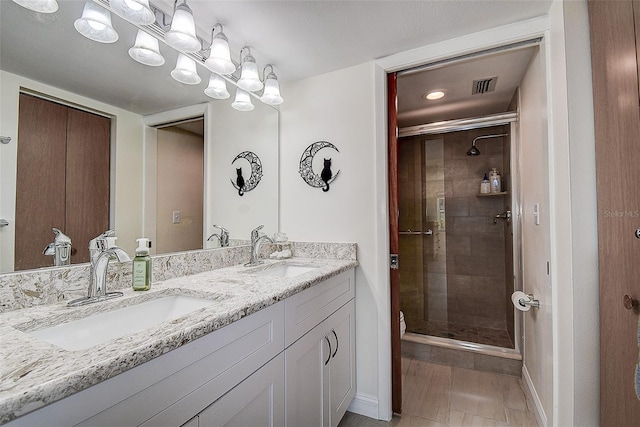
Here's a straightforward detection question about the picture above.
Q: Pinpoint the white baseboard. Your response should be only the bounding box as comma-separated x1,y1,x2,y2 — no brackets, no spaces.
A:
347,392,379,420
522,365,547,427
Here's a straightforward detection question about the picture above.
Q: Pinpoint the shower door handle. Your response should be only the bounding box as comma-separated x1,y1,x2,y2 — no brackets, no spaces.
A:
399,229,433,236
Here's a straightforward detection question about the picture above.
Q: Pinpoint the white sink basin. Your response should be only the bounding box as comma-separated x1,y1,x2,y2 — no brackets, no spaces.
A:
28,295,215,351
254,264,318,278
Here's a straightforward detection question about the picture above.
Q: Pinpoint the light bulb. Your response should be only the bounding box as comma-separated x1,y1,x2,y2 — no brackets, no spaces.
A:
110,0,155,25
12,0,58,13
237,52,263,92
204,31,236,75
165,2,201,53
129,30,165,67
232,88,254,111
171,54,201,85
204,73,230,99
260,71,283,105
74,1,118,44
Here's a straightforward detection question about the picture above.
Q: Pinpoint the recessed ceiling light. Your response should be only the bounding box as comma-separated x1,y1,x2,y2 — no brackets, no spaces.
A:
424,90,446,100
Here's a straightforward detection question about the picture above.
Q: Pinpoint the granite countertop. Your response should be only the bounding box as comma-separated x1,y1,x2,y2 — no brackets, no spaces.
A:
0,257,358,424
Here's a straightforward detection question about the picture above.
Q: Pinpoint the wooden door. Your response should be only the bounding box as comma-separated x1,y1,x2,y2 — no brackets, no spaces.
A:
387,72,402,414
588,1,640,425
65,107,110,264
14,94,110,270
15,94,67,270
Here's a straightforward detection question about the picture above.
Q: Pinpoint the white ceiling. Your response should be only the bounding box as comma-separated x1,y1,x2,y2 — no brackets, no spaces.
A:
0,0,552,116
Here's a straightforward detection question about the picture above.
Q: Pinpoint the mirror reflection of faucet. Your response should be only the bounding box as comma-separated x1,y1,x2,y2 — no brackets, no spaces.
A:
245,225,274,267
67,230,131,307
207,225,230,247
43,228,72,267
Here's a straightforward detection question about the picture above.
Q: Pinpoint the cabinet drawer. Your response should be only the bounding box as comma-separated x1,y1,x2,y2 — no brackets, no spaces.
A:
285,269,354,347
80,302,285,427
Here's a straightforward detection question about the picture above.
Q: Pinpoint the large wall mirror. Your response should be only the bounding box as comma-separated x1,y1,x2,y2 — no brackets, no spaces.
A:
0,1,279,273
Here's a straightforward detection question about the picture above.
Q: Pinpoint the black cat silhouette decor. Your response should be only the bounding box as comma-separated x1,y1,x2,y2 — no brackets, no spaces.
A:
299,141,340,192
230,151,263,196
235,168,246,196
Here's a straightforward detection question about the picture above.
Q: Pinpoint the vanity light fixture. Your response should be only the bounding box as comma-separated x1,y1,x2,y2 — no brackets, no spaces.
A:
171,53,201,85
260,65,283,106
110,0,155,26
237,47,264,92
11,0,58,13
164,0,201,53
205,73,231,99
74,1,119,44
129,29,165,66
231,88,255,111
204,24,236,75
424,90,446,100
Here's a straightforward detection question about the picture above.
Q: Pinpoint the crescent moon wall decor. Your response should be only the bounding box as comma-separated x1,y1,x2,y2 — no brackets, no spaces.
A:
230,151,263,196
298,141,341,192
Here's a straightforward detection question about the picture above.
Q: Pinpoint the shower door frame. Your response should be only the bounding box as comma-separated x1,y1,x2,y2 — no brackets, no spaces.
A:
398,112,524,356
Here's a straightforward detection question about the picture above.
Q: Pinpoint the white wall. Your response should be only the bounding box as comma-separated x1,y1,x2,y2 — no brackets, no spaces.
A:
547,2,599,425
0,71,144,271
519,44,553,426
280,62,383,415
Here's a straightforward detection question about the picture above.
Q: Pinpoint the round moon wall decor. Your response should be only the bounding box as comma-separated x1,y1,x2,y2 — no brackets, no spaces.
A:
231,151,263,196
298,141,340,192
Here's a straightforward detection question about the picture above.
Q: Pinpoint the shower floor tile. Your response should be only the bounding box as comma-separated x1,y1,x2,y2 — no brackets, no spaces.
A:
407,320,514,348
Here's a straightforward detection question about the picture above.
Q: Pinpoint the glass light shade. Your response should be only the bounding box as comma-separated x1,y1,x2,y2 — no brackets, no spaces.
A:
165,2,201,53
260,72,283,105
204,32,236,75
74,1,119,44
110,0,155,25
171,54,201,85
12,0,58,13
204,73,230,99
231,88,254,111
237,54,263,92
129,30,165,66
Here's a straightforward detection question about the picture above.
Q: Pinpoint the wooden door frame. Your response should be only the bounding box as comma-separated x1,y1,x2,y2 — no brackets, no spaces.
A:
387,72,402,414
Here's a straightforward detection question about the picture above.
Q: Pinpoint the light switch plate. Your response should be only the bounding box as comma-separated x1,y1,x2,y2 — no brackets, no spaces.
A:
172,211,181,224
533,203,540,225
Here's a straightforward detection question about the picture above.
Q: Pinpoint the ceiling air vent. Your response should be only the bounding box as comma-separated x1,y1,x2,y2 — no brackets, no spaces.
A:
472,77,498,95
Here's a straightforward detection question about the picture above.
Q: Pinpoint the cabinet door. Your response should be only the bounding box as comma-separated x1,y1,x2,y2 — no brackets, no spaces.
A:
327,300,356,427
181,415,199,427
198,353,285,427
285,320,331,427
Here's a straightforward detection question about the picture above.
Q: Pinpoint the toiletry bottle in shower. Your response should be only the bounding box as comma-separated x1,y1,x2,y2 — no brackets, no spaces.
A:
480,173,491,194
490,168,501,193
132,238,151,291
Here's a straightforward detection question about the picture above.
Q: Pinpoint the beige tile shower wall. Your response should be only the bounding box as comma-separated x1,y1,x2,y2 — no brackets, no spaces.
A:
443,126,509,330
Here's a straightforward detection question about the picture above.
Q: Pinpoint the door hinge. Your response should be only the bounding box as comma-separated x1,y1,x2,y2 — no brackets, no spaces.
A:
390,254,399,270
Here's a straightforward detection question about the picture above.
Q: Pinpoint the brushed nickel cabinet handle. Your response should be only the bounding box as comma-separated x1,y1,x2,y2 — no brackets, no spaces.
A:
324,335,332,365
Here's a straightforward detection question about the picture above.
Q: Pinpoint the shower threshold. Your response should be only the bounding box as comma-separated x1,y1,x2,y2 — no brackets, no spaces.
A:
403,332,521,360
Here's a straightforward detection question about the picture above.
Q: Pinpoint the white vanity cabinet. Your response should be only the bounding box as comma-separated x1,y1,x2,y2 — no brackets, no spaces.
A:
5,267,356,427
284,269,356,427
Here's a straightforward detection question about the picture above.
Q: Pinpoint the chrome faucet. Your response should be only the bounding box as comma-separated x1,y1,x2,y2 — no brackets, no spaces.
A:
245,225,273,267
68,230,131,307
43,228,72,267
207,224,230,247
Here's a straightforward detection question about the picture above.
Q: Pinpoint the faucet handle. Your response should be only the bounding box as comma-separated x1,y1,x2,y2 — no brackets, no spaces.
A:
250,225,264,239
89,230,115,250
213,224,229,235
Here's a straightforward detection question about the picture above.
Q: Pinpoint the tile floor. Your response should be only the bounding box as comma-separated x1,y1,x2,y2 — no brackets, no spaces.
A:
338,357,538,427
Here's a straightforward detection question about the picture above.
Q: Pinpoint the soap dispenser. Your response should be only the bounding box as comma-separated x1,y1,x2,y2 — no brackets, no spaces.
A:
480,173,491,194
132,238,152,291
489,168,502,193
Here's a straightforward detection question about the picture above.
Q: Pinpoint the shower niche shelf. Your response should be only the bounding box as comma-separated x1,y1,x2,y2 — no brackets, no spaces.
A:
476,191,508,197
